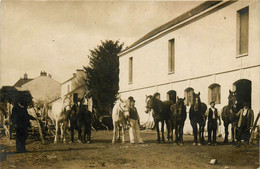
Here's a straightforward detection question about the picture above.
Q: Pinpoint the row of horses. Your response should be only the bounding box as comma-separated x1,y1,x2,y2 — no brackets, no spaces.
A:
45,95,93,143
114,90,238,145
1,90,239,145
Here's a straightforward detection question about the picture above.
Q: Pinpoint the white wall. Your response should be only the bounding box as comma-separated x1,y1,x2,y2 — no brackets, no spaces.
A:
119,1,260,132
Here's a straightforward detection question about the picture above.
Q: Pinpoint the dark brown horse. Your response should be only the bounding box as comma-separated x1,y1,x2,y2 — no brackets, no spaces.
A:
221,90,238,144
189,92,207,145
170,97,187,145
68,102,81,143
145,95,173,143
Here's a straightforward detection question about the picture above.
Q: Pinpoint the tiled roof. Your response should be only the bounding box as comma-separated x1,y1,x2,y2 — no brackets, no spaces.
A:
120,0,222,55
13,78,33,87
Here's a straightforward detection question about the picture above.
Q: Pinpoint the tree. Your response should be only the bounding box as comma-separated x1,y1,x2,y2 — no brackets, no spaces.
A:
84,40,123,115
0,86,33,107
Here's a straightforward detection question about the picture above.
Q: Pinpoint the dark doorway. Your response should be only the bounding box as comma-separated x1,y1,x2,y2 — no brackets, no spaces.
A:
167,90,176,103
234,79,251,110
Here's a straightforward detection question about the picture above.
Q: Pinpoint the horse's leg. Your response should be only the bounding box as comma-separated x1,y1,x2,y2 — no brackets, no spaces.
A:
231,123,235,144
198,123,202,146
166,120,170,142
112,123,116,143
60,123,65,143
180,123,184,145
54,120,58,143
161,121,165,143
71,127,74,143
155,121,160,143
191,120,197,145
174,124,179,145
121,124,125,144
63,121,67,143
201,121,205,144
87,123,91,143
224,123,229,143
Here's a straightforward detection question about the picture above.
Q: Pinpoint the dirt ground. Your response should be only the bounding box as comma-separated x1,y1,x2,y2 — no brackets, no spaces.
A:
0,130,259,169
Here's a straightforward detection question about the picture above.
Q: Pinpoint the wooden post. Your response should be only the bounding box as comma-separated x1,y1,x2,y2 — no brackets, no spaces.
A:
250,111,260,143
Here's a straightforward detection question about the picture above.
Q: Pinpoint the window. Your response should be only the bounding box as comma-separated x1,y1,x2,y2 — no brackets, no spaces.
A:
168,39,175,73
184,88,194,106
129,57,133,83
208,84,221,104
237,6,249,56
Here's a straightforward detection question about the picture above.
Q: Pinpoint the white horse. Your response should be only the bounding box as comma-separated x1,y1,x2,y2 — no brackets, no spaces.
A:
48,95,71,143
112,98,130,143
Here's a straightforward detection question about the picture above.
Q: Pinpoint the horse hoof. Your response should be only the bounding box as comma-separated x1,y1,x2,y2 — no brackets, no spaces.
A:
193,143,197,146
180,143,183,146
87,141,91,144
198,143,201,146
122,141,125,144
54,141,57,144
112,141,115,144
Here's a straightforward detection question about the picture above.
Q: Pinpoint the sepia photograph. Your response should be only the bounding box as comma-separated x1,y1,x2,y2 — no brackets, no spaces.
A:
0,0,259,168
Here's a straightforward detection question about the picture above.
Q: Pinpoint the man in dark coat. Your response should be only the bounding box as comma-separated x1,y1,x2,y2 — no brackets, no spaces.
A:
11,101,35,153
205,101,221,146
236,102,254,147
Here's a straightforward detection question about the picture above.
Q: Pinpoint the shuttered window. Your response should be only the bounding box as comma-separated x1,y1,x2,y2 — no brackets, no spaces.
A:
208,84,221,104
168,39,175,73
185,88,194,106
237,7,249,55
129,57,133,83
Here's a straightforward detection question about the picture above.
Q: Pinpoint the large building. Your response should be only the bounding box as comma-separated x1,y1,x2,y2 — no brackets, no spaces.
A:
14,71,61,104
118,1,260,132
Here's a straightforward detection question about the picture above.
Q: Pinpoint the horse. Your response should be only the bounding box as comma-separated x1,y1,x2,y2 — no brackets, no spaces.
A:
47,95,72,143
112,98,130,143
170,97,187,145
189,92,207,146
145,95,173,143
221,90,238,144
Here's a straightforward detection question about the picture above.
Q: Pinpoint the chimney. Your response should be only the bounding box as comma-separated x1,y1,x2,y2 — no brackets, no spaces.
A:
24,73,28,79
48,74,52,78
40,71,47,76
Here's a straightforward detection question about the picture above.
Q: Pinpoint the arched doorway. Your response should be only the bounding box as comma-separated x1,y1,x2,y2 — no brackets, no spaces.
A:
167,90,176,103
184,87,194,106
233,79,252,110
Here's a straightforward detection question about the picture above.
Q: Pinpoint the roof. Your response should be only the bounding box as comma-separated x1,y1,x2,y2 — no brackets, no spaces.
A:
61,76,75,85
119,0,222,55
13,78,33,87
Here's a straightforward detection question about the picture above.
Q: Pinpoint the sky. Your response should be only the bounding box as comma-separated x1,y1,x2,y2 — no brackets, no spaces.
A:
0,0,201,87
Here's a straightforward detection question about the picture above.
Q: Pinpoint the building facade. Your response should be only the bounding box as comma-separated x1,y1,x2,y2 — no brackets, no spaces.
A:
60,69,86,103
14,71,61,104
118,1,260,132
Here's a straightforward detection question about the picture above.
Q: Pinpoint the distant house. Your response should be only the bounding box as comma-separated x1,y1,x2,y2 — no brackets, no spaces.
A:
61,69,86,103
13,71,61,104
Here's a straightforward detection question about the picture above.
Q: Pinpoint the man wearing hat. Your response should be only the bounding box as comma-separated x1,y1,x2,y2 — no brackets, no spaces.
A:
236,102,254,147
128,96,144,144
205,101,221,145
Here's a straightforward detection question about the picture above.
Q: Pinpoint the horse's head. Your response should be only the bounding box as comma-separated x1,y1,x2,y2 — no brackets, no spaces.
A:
118,98,130,119
228,90,237,108
145,95,154,113
63,95,72,111
176,97,186,115
192,92,201,111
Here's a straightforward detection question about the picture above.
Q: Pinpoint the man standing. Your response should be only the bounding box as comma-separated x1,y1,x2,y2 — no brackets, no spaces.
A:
205,101,221,146
11,94,35,153
236,103,254,147
128,96,144,144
